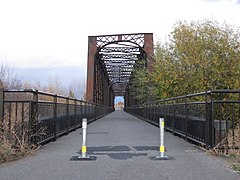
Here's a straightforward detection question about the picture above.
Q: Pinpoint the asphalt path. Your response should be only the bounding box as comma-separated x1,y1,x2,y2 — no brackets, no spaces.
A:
0,111,239,180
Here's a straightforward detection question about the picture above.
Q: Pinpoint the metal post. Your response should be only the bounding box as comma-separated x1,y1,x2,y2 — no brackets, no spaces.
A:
74,99,77,129
53,94,57,141
81,118,87,158
70,118,96,161
31,90,39,144
159,118,166,158
66,97,69,134
0,81,3,124
150,118,173,160
0,81,4,140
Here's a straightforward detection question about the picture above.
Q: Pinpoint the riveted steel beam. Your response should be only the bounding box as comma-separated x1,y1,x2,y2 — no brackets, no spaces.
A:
86,33,153,107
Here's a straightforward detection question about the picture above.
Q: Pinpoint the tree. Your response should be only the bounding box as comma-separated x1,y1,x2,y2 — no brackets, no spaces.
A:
152,20,240,99
129,59,148,104
0,62,22,89
68,79,85,100
44,76,67,95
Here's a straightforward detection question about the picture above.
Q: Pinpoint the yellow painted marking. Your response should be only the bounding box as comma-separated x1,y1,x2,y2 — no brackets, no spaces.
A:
82,146,87,153
160,146,165,152
162,122,164,127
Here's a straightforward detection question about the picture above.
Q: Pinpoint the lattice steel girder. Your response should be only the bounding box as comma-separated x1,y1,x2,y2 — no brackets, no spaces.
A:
106,64,134,67
108,71,132,74
100,54,138,60
86,33,153,106
96,33,145,47
104,60,135,63
106,66,134,69
100,47,140,53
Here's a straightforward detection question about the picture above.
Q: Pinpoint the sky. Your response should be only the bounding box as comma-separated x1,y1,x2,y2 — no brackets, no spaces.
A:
0,0,240,94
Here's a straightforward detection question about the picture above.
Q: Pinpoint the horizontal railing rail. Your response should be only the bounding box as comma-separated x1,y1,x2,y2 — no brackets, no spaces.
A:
1,89,114,145
125,90,240,148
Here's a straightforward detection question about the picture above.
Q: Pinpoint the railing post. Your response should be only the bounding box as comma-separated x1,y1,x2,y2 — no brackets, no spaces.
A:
31,90,39,144
184,96,188,140
172,99,175,135
53,94,57,141
205,91,214,148
164,100,166,123
0,81,3,124
0,81,4,139
94,104,96,121
80,101,83,127
66,97,69,134
209,100,214,147
74,99,77,130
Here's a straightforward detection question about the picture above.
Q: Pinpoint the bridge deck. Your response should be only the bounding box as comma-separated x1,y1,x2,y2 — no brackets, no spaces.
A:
0,111,238,180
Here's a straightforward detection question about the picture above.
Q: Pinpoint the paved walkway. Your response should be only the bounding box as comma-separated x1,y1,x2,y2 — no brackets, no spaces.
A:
0,111,239,180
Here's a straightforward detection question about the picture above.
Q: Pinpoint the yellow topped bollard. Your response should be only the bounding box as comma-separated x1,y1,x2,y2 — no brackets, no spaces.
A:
150,118,174,160
70,118,96,161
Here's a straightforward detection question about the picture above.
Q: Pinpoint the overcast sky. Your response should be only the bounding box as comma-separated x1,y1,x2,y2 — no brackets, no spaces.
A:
0,0,240,86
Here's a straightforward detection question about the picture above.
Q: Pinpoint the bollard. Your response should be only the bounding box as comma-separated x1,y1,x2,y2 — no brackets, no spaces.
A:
158,118,168,159
150,118,173,160
81,118,87,158
70,118,96,161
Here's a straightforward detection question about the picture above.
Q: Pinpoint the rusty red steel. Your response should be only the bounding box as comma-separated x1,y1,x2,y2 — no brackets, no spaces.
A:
86,33,153,107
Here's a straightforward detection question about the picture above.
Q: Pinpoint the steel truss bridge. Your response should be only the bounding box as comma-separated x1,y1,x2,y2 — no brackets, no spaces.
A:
0,33,239,153
86,33,153,107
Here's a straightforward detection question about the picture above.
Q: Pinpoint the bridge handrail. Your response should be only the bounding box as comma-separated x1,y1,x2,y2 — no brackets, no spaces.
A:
1,89,114,145
125,89,240,148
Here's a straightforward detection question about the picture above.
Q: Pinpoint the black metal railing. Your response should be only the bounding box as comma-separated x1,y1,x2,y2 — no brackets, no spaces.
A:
125,90,240,148
1,89,114,145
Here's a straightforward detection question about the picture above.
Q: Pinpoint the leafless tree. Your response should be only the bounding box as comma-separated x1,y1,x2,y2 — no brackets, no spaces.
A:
68,79,85,100
0,62,22,89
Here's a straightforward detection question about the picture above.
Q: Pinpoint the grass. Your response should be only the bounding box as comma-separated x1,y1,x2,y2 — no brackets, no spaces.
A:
232,163,240,173
0,140,37,164
0,121,40,164
206,127,240,174
210,153,240,174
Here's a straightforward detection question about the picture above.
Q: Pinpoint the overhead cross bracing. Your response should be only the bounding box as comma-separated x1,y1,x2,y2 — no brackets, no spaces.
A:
86,33,153,106
98,42,144,86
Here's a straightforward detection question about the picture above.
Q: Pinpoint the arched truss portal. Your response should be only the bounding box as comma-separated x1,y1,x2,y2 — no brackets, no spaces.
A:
96,41,146,95
86,33,153,107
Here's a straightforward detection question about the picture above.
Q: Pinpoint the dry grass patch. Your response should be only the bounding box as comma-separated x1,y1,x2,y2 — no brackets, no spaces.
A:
0,120,40,163
208,126,240,174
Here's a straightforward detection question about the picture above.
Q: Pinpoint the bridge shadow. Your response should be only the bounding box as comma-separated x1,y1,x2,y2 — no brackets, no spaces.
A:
77,145,159,160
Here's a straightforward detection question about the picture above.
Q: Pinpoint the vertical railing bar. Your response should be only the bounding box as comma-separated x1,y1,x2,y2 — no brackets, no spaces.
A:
173,99,175,134
205,92,209,146
0,84,4,128
164,100,166,127
66,97,69,134
74,99,77,129
81,101,83,126
9,102,11,131
53,94,57,141
29,101,33,144
15,102,17,133
93,104,97,121
210,100,214,147
219,102,222,143
231,104,235,148
22,102,24,138
33,90,39,144
184,96,188,140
